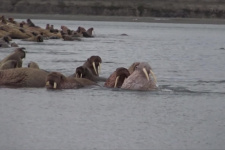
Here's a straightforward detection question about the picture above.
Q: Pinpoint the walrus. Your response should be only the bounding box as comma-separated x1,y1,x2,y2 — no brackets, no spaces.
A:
83,56,102,76
128,62,140,74
0,47,26,68
0,60,18,70
10,42,19,47
104,67,130,88
22,35,43,42
0,36,11,48
27,19,36,27
0,68,49,87
27,61,39,69
62,35,81,41
45,72,97,89
82,27,94,37
121,62,158,90
70,66,106,82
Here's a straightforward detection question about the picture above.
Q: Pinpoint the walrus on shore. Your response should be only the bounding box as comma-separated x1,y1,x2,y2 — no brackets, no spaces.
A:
0,60,18,70
27,19,36,27
83,56,102,76
104,67,130,88
121,62,158,91
70,66,106,82
45,72,97,89
0,47,26,68
0,68,49,87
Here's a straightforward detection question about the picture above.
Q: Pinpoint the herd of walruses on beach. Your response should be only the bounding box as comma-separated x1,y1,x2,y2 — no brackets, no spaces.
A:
0,15,158,91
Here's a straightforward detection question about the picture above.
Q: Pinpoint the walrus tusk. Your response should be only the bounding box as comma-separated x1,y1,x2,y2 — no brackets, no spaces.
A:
143,68,150,81
80,73,83,78
92,62,98,75
46,81,50,86
98,63,101,74
75,73,78,78
53,82,57,89
150,70,157,84
114,76,120,88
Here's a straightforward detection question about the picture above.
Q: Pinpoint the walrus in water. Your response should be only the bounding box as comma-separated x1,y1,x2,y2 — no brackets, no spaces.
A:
82,27,94,37
0,36,12,48
0,47,26,68
70,65,106,82
104,67,130,88
83,56,102,76
45,72,97,89
23,35,43,42
0,60,18,70
128,62,140,74
121,62,158,90
27,61,39,69
0,68,49,87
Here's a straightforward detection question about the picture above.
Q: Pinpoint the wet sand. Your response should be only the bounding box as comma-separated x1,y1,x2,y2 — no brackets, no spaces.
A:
2,13,225,24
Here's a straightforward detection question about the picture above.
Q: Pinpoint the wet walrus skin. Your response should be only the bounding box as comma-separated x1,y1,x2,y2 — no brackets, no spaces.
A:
46,72,97,89
70,65,106,82
121,62,158,91
82,56,102,76
104,67,130,88
0,47,26,68
0,68,49,87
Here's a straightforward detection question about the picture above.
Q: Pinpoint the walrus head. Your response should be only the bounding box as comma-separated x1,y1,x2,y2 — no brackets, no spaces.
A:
3,36,12,43
121,62,158,90
128,62,140,74
14,47,26,59
83,56,102,76
28,61,39,69
37,35,43,42
46,72,67,89
104,67,130,88
75,66,87,78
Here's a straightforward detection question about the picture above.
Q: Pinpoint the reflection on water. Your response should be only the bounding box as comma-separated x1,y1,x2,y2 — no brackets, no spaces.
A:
1,20,225,150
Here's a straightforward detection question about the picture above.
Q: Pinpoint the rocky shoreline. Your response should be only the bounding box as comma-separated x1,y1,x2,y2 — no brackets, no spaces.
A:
0,0,225,19
2,13,225,25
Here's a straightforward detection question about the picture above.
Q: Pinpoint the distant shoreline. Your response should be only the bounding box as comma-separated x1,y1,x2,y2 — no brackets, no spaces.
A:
2,13,225,25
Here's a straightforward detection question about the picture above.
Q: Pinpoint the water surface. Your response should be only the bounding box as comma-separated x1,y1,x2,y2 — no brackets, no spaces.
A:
1,19,225,149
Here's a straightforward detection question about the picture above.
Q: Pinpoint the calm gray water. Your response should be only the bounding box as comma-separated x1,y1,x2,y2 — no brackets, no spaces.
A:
1,19,225,150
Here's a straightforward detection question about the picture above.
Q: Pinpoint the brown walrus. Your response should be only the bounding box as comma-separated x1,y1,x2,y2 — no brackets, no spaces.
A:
0,60,18,70
128,62,140,74
70,65,106,82
27,61,39,69
104,67,130,88
0,47,26,68
121,62,158,91
22,35,43,42
62,35,81,41
0,68,49,87
83,56,102,76
82,27,94,37
45,72,97,89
